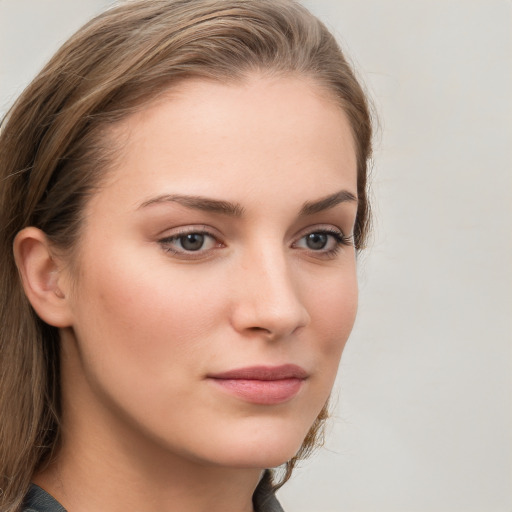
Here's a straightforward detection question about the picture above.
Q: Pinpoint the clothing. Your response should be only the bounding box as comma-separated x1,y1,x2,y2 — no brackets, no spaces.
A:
253,470,285,512
22,476,285,512
22,485,66,512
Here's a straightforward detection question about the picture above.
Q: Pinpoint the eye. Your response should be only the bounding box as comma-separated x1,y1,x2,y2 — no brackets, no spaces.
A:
293,228,353,257
178,233,207,251
303,232,330,250
159,229,221,257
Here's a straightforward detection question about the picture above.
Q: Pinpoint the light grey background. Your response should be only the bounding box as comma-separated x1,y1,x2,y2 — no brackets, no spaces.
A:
1,1,510,511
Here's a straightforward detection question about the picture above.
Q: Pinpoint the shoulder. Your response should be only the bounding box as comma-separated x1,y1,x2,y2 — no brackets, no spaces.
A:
22,485,66,512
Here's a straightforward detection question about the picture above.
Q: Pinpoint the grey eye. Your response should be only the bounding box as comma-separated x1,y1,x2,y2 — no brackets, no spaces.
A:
305,233,328,250
180,233,205,251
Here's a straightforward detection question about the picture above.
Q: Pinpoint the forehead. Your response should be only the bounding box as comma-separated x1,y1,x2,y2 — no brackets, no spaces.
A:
93,75,357,213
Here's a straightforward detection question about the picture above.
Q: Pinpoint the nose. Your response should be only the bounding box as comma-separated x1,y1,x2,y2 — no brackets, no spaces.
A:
230,245,310,340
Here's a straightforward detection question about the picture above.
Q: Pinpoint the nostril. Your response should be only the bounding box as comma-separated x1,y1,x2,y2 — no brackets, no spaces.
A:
243,320,306,340
247,326,273,335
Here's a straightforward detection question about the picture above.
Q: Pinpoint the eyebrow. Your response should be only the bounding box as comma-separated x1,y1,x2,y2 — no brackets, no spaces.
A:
299,190,358,216
138,189,357,217
138,194,245,217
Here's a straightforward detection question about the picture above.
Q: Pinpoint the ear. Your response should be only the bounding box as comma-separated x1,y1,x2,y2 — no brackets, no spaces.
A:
13,227,74,328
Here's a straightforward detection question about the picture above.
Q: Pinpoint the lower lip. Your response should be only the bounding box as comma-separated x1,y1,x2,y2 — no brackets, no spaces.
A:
210,378,304,405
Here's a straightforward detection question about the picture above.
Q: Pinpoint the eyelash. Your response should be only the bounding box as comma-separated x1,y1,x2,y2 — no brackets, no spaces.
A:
159,228,222,259
293,228,354,259
158,227,353,260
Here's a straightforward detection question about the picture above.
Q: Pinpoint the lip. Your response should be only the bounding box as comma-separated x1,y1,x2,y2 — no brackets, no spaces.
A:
207,365,308,405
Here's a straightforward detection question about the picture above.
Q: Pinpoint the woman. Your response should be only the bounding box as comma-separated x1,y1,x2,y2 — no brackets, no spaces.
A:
0,1,372,511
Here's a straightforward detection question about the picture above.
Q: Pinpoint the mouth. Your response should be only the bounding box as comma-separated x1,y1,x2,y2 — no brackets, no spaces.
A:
207,365,308,405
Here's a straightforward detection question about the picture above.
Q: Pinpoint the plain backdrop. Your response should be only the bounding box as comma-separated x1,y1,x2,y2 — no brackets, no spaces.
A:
1,1,511,511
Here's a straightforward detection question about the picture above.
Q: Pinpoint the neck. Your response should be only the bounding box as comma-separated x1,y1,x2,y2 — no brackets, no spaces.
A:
35,423,262,512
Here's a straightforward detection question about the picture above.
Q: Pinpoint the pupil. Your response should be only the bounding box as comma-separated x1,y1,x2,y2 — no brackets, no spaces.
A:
181,233,204,251
306,233,327,250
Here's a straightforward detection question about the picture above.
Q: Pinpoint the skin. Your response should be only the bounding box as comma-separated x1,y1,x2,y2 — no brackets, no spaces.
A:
20,75,359,512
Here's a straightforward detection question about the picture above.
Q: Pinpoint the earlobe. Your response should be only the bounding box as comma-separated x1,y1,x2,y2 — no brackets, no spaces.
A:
13,227,73,328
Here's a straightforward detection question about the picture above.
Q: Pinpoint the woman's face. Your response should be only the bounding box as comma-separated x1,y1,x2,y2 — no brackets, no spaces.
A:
59,75,359,469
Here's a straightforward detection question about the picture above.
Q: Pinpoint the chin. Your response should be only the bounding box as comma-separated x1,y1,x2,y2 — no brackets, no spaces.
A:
208,447,300,470
192,420,314,470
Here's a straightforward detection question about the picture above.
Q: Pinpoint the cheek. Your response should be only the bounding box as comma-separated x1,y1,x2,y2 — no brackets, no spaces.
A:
70,252,224,381
310,269,358,339
66,254,232,439
304,268,358,378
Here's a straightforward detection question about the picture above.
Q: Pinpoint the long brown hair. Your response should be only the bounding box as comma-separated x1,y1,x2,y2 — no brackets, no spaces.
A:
0,1,372,510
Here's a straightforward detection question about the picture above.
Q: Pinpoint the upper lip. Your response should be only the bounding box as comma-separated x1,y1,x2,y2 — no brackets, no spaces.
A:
208,364,308,381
